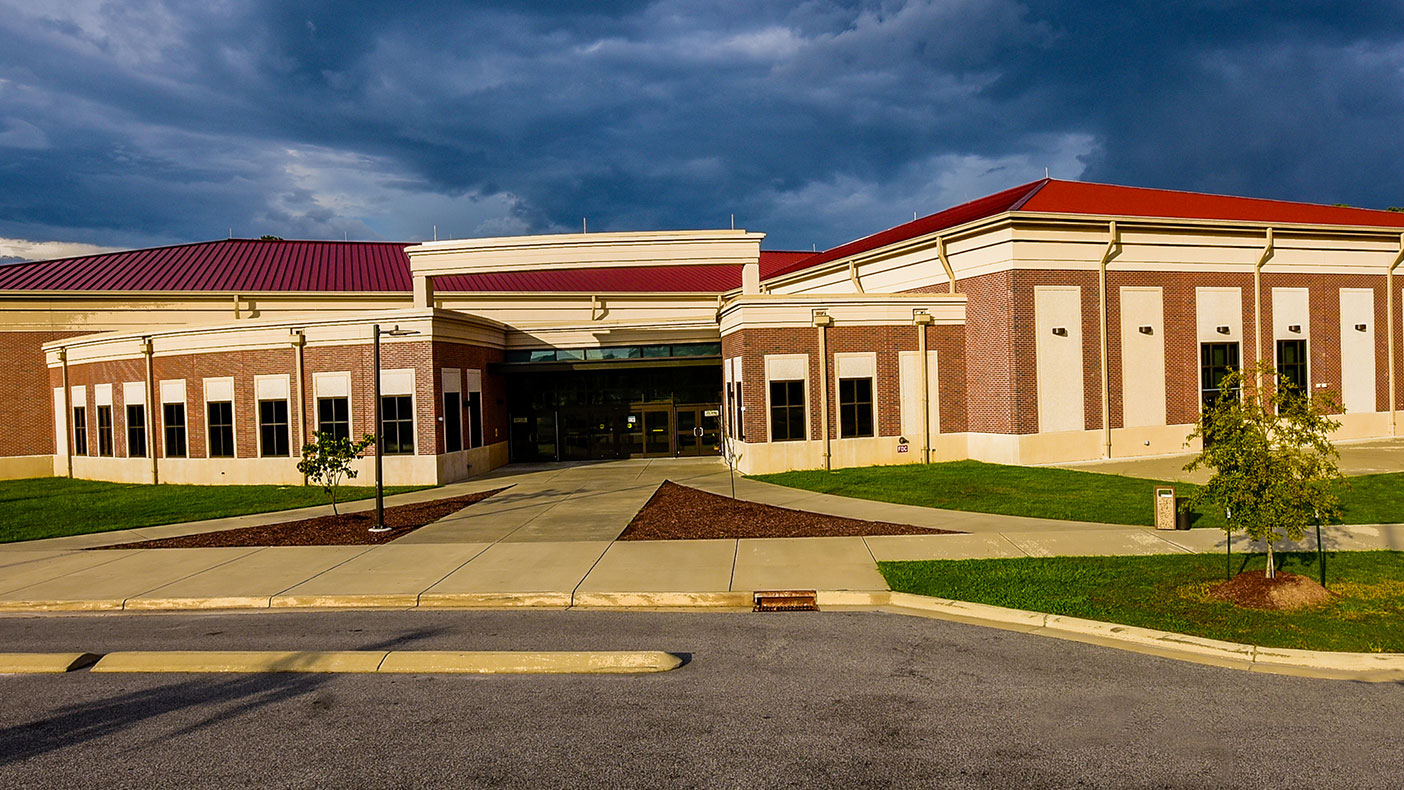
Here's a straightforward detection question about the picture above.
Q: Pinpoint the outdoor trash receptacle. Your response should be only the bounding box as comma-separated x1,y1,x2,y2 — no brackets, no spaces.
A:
1154,487,1177,530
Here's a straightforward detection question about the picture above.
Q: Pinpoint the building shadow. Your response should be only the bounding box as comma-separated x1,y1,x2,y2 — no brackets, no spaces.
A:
0,626,448,767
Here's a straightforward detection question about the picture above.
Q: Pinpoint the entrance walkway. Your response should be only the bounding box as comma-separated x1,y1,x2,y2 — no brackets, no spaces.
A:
1,457,1400,612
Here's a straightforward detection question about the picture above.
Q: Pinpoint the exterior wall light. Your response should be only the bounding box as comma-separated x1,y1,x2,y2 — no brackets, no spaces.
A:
1138,325,1153,335
1355,323,1368,332
1215,325,1230,334
1051,327,1068,336
1288,324,1301,333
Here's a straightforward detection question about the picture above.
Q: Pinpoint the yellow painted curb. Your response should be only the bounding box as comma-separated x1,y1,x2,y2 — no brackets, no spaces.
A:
123,596,273,611
268,594,419,609
416,592,573,609
0,599,125,613
84,650,683,674
570,591,753,610
92,650,389,673
0,652,101,673
378,650,683,674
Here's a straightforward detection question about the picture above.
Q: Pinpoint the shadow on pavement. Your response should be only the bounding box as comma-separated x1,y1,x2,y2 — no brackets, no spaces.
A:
0,626,448,767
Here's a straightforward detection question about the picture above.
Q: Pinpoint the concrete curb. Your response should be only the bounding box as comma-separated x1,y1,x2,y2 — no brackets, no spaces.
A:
0,652,102,673
88,650,683,674
882,591,1404,682
4,589,1400,682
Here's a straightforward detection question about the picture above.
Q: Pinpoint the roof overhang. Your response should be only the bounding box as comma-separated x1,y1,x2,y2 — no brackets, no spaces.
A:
406,229,764,277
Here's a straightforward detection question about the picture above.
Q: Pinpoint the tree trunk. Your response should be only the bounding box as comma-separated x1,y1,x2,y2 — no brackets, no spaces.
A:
1265,541,1275,579
331,486,339,516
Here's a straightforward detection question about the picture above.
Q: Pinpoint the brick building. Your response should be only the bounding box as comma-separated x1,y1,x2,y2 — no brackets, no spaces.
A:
1,179,1401,484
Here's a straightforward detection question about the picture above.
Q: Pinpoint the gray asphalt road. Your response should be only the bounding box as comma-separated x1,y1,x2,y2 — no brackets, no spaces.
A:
0,609,1399,789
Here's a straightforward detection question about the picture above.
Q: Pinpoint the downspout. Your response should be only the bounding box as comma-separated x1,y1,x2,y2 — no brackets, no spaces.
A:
915,311,935,463
1098,221,1118,459
59,347,72,478
1254,228,1275,393
848,262,865,293
936,237,956,294
813,312,833,470
1389,233,1404,436
142,338,158,485
292,330,307,450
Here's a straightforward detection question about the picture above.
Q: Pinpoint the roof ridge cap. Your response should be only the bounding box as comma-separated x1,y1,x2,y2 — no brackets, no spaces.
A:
1007,178,1051,212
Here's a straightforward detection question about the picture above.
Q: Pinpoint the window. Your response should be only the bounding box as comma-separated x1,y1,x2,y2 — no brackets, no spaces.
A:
735,382,744,440
839,378,874,437
317,397,350,441
126,404,147,458
380,395,415,454
444,391,463,452
769,380,806,442
726,383,735,436
96,405,114,456
163,403,187,457
259,400,290,457
1200,342,1241,408
1276,339,1307,405
72,406,88,455
208,401,235,458
467,391,483,448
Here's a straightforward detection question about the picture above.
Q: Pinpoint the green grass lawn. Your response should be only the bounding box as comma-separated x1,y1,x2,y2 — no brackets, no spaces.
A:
880,551,1404,653
754,460,1403,527
0,477,430,543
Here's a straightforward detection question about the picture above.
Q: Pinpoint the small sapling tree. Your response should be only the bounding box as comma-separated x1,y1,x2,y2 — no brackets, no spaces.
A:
1182,361,1346,579
298,431,376,515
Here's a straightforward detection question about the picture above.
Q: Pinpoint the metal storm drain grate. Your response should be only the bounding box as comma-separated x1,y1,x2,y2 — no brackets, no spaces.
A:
753,590,818,612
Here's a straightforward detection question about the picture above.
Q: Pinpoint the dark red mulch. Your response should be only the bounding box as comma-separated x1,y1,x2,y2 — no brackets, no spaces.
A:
93,488,509,549
1209,571,1334,611
618,481,964,540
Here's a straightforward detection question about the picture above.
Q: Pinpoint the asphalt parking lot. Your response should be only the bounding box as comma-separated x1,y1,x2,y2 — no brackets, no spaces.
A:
1,609,1400,788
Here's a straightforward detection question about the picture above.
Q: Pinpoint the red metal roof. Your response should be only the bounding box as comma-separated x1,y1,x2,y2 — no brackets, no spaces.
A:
1021,179,1404,229
761,180,1047,280
762,179,1404,282
0,240,811,294
0,239,413,292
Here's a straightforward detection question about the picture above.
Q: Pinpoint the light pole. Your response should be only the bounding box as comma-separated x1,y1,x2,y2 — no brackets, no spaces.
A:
370,323,419,532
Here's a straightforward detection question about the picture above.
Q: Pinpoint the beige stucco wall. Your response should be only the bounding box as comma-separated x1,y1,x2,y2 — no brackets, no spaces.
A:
0,454,58,481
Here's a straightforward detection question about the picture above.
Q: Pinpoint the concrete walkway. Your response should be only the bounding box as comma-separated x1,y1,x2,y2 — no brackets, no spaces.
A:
1,457,1401,612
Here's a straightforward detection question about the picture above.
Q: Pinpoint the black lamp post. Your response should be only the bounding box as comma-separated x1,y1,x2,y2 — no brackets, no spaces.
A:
370,323,419,533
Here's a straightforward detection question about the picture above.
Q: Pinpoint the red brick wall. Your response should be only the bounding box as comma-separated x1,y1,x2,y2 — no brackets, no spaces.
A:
903,268,1402,438
0,331,86,457
431,341,508,452
721,323,966,442
299,341,434,456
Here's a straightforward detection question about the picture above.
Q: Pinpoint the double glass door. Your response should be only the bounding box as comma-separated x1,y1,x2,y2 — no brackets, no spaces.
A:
624,405,721,457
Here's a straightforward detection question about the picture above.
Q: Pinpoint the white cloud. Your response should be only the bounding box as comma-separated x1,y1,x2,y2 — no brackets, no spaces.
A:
0,237,123,262
0,119,50,149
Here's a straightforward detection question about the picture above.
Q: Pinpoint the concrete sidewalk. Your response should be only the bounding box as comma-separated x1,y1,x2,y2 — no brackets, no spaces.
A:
1,457,1401,612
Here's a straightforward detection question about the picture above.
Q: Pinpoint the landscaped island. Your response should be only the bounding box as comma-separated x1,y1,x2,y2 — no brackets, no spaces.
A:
0,477,430,543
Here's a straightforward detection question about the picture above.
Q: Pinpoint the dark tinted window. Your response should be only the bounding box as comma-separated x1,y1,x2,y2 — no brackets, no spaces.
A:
208,401,235,458
163,403,187,457
769,380,806,442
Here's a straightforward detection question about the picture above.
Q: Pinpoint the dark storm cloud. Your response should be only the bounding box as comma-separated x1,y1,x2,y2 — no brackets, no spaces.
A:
0,0,1401,258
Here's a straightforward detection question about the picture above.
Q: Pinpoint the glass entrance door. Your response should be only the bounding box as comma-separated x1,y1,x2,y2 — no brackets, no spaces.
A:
673,405,721,457
626,407,673,457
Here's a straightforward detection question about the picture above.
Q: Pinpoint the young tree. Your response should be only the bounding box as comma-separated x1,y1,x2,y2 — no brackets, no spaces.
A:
1182,361,1346,579
297,431,376,515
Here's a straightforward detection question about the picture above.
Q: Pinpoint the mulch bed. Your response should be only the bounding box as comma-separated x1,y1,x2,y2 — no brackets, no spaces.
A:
618,481,963,540
94,488,508,549
1210,571,1334,610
